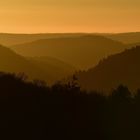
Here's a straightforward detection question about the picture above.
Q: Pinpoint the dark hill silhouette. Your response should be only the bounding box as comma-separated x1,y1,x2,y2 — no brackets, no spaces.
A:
0,45,75,84
76,46,140,93
0,72,140,140
11,35,127,69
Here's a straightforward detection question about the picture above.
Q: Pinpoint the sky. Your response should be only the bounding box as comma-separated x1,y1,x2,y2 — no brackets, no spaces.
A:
0,0,140,33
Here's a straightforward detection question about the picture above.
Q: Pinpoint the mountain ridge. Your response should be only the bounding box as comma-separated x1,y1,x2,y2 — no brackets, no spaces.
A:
76,46,140,93
10,35,128,69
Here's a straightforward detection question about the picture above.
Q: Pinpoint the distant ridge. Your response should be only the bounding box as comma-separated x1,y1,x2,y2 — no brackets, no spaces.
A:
0,33,85,46
106,32,140,44
10,35,127,69
0,32,140,46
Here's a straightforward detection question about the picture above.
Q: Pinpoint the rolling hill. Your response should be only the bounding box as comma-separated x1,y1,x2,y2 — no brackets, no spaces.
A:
76,46,140,93
0,45,75,84
106,32,140,44
0,33,85,46
11,35,128,69
1,32,140,46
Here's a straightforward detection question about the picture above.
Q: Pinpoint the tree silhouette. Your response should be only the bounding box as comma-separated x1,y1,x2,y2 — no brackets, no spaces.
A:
0,72,139,140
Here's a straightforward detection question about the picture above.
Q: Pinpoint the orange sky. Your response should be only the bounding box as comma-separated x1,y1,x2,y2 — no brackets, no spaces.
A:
0,0,140,33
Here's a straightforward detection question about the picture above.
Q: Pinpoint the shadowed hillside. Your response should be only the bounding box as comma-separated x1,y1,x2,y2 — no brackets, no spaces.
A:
76,46,140,93
28,56,76,81
11,35,127,69
0,45,75,84
127,42,140,48
0,72,140,140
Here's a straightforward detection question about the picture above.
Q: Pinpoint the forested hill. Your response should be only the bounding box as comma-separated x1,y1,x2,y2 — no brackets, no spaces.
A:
77,46,140,92
0,72,140,140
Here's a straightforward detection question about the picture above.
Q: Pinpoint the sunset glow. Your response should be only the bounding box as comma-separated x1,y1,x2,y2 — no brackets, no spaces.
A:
0,0,140,33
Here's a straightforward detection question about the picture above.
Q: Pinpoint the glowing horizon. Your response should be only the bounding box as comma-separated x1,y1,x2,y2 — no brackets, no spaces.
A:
0,0,140,33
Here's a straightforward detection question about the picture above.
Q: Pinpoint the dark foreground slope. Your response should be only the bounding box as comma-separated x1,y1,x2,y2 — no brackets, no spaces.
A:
0,72,140,140
0,45,75,84
11,35,127,69
77,46,140,92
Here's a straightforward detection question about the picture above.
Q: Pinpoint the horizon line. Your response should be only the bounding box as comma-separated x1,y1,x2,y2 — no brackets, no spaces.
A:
0,31,140,35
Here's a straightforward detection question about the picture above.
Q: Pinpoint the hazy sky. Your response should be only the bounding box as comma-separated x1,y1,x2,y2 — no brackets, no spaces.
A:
0,0,140,33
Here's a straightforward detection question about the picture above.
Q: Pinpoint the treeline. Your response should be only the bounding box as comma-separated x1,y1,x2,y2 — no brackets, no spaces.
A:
0,72,140,140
